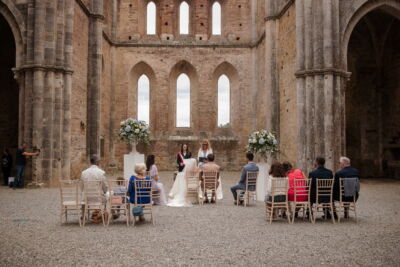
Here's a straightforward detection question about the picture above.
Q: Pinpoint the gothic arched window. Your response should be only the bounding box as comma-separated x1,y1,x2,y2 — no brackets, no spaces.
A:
218,74,230,126
176,73,190,127
138,74,150,124
147,2,156,34
179,1,189,34
212,2,221,35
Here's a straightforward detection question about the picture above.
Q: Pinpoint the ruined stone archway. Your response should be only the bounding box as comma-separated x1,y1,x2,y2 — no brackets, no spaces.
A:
345,8,400,178
0,13,19,162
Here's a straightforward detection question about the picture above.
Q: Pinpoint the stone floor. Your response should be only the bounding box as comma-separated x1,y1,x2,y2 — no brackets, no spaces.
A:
0,172,399,266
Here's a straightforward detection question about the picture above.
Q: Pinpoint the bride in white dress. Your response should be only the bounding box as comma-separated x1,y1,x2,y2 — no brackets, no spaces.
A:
167,158,197,207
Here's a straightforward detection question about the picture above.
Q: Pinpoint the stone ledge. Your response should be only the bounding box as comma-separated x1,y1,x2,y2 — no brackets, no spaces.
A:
295,68,351,78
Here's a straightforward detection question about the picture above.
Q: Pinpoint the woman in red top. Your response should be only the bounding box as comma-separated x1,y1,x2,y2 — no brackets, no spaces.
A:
282,161,307,202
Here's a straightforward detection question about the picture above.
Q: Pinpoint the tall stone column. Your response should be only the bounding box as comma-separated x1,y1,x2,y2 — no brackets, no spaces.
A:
62,0,74,181
295,0,349,173
264,0,280,135
87,0,104,158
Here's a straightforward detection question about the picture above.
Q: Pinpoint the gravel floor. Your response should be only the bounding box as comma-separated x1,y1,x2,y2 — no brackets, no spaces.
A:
0,172,399,266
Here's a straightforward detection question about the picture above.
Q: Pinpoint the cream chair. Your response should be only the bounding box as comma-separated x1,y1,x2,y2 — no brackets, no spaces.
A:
335,178,359,222
59,180,82,226
82,180,107,226
200,171,219,204
311,179,335,224
291,179,312,223
186,170,200,204
237,171,258,207
265,178,290,224
107,179,130,226
133,179,154,225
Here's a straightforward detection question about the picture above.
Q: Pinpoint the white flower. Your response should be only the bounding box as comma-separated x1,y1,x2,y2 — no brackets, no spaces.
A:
259,138,265,145
134,129,140,133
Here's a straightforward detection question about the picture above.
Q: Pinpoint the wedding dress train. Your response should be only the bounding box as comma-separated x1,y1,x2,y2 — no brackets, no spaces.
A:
167,158,197,207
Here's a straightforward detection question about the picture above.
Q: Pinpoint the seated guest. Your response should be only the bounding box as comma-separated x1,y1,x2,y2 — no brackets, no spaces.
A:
334,156,360,203
231,152,259,205
80,155,108,200
282,161,307,202
265,161,287,202
177,143,192,172
146,155,167,205
200,154,220,203
128,163,151,222
309,157,333,204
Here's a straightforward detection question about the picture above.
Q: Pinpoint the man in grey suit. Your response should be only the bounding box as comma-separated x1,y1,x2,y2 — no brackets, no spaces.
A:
231,152,259,205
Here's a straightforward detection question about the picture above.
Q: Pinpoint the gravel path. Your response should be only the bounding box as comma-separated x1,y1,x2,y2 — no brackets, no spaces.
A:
0,172,399,266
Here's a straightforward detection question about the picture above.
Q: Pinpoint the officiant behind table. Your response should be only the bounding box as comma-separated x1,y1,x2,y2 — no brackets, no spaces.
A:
177,143,192,172
197,140,213,168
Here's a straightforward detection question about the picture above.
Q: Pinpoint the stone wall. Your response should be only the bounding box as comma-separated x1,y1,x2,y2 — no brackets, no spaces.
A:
71,1,90,178
277,4,297,166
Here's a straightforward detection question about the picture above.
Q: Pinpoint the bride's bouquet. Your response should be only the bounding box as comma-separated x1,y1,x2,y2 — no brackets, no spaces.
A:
245,130,279,157
118,118,150,144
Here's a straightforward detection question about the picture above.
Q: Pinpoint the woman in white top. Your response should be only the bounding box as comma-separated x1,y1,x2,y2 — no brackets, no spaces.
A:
146,155,167,205
197,140,213,168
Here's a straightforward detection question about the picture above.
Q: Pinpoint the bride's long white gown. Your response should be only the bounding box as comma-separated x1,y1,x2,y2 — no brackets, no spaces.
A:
167,158,223,207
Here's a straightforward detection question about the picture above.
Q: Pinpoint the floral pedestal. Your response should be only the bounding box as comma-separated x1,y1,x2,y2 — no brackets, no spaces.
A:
256,157,271,201
123,143,145,180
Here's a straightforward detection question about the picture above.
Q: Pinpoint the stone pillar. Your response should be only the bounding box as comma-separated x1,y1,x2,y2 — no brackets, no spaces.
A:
87,0,104,158
31,0,46,184
295,0,349,173
264,0,280,135
62,0,74,180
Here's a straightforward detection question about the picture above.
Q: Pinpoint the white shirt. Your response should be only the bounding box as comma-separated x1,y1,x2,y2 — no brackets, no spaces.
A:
80,165,108,194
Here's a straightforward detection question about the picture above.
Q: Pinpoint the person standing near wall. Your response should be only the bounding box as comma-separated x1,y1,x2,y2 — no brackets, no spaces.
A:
2,149,12,186
13,142,40,189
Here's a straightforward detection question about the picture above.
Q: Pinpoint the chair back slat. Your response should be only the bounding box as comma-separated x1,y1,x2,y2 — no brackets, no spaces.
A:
293,179,311,201
316,179,334,203
270,178,288,197
186,171,199,189
108,179,128,206
202,171,218,189
246,171,258,190
83,180,104,204
134,179,153,204
60,180,80,205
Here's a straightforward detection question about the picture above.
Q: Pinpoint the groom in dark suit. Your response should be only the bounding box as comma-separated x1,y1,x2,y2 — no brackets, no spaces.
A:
309,157,334,204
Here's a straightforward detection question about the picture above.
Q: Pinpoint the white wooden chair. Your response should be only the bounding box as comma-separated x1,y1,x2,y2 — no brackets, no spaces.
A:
237,171,258,207
335,178,359,222
107,179,130,226
59,180,82,226
200,171,219,204
265,178,290,224
311,179,335,224
291,179,312,223
186,170,200,204
133,179,154,225
82,180,107,226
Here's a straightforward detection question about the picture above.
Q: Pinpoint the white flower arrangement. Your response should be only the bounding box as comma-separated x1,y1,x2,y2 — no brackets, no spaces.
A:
118,118,150,144
245,130,279,157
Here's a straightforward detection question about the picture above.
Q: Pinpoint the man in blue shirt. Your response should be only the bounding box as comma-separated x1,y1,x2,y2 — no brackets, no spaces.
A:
231,152,259,205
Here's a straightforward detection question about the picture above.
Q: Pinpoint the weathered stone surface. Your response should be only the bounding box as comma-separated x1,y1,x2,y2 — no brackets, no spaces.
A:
0,0,399,186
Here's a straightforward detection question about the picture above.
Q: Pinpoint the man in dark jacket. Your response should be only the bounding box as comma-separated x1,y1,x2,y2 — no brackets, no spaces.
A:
309,157,333,204
334,156,360,202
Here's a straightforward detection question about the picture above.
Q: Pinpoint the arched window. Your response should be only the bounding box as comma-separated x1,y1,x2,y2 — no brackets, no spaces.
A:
176,73,190,127
147,2,156,34
218,74,230,126
138,74,150,124
179,1,189,34
212,2,221,35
